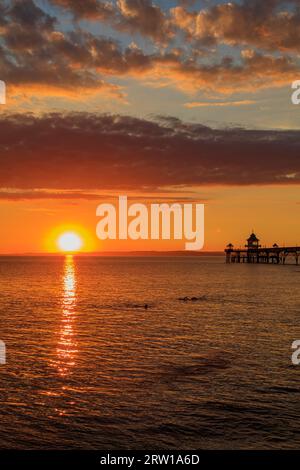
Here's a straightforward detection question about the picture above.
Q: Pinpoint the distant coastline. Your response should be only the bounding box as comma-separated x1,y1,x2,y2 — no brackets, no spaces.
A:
0,251,223,257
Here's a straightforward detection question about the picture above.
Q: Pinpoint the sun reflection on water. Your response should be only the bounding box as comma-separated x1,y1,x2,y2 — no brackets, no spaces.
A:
56,255,78,377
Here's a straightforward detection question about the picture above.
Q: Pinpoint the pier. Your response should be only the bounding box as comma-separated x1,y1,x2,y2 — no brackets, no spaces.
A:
225,232,300,265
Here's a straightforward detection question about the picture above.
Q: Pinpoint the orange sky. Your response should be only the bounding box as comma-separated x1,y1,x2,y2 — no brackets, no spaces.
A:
1,0,300,253
1,185,300,254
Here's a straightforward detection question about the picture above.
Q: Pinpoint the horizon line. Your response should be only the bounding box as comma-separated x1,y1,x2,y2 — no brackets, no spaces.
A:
0,250,224,257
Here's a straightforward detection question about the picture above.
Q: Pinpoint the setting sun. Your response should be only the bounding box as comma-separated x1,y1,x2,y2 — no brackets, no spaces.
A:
45,224,95,254
57,232,83,253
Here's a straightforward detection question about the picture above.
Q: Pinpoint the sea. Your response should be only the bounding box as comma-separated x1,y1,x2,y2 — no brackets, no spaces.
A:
0,255,300,450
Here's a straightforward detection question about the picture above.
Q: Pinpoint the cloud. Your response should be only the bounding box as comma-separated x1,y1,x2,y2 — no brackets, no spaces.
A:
0,1,169,97
184,100,256,108
0,189,109,201
0,0,299,99
0,188,204,202
53,0,300,52
0,0,124,98
116,0,173,43
154,50,298,94
0,112,300,190
171,0,300,53
51,0,173,43
51,0,115,20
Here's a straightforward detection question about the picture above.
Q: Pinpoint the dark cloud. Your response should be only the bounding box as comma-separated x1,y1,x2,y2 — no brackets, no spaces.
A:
51,0,300,53
0,189,201,201
0,189,108,201
51,0,115,20
0,0,299,96
0,1,166,95
157,49,298,93
171,0,300,52
0,0,123,96
115,0,173,43
51,0,173,43
0,113,300,191
10,0,56,28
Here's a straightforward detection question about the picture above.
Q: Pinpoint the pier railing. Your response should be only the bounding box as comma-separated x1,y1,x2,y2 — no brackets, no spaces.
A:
225,246,300,265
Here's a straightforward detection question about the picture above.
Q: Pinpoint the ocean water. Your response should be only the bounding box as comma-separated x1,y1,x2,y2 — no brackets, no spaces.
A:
0,255,300,450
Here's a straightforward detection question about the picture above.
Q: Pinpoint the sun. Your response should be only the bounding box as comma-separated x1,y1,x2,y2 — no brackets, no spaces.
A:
57,232,83,253
46,224,95,253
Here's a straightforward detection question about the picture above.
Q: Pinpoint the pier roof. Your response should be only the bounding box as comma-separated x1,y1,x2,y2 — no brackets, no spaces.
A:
247,232,259,242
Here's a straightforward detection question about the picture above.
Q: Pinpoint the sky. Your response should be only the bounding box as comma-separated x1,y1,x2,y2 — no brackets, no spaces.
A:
0,0,300,253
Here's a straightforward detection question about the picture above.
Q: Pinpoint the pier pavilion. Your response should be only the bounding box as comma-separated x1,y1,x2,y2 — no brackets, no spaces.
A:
225,232,300,265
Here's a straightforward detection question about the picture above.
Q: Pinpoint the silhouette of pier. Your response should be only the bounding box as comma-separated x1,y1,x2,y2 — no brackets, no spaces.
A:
225,233,300,265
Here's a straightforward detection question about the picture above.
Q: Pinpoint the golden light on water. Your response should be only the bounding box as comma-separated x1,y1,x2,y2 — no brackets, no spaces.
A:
56,255,78,377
